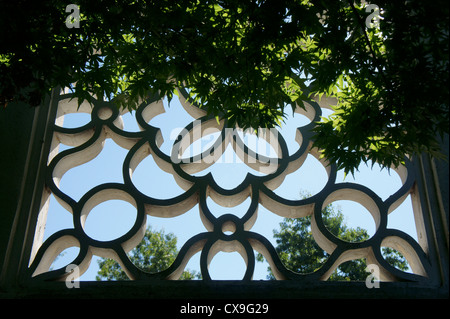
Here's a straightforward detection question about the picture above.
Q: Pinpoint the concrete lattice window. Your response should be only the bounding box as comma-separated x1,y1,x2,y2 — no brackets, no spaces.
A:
27,87,434,283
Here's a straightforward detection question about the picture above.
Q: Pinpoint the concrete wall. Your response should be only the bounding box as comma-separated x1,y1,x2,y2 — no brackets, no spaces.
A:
0,102,36,287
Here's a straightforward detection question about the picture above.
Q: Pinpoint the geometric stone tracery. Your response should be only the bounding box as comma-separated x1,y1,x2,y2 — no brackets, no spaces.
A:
28,87,432,283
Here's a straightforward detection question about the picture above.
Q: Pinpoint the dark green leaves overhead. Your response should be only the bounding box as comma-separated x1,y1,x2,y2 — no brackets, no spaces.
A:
1,0,448,173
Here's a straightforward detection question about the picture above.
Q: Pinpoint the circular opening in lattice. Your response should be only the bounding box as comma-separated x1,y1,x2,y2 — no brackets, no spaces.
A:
83,200,137,242
97,107,113,120
322,200,376,242
208,251,247,280
221,221,237,236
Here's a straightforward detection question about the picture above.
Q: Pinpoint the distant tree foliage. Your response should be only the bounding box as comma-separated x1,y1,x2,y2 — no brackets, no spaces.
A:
1,0,448,173
96,226,200,280
257,203,409,280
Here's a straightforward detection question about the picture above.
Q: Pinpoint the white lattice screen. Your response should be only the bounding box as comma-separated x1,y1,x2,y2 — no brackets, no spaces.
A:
28,87,432,283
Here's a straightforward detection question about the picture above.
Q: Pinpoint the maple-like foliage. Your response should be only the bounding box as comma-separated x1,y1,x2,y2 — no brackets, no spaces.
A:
1,0,448,173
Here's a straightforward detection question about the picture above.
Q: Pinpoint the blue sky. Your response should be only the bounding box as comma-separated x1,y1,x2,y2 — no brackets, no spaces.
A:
41,94,417,280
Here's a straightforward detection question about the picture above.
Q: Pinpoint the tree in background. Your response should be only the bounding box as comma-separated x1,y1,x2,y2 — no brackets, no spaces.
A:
98,205,407,281
257,202,409,280
96,226,200,280
1,0,448,174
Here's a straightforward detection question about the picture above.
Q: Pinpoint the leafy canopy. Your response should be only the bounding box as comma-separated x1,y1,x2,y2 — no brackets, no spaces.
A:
1,0,448,174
